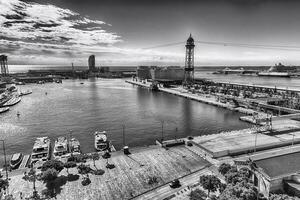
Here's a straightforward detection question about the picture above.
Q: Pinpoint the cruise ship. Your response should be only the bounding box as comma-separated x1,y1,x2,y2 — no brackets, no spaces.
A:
258,63,296,77
53,137,69,160
31,137,51,165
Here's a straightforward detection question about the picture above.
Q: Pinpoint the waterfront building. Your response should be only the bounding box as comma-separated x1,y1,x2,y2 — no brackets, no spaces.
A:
235,152,300,198
150,66,184,82
136,66,152,80
88,55,96,72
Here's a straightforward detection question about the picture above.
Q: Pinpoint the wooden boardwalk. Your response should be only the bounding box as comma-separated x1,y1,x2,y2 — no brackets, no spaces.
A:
19,154,30,169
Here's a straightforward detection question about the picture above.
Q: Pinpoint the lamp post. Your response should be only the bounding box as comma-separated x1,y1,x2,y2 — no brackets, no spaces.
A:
68,130,73,154
122,124,126,147
0,140,8,182
161,120,164,143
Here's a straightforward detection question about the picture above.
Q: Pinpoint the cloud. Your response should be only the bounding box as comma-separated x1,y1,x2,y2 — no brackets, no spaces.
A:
0,0,124,64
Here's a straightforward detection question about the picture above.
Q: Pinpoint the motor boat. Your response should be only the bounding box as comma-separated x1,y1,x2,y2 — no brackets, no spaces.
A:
31,137,51,165
10,153,23,169
53,137,69,160
94,131,110,151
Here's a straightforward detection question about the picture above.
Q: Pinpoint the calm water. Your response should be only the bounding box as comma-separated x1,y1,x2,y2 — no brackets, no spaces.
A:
0,78,250,161
195,71,300,90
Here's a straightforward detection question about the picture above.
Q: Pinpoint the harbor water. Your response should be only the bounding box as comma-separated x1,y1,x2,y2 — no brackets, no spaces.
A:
0,78,250,162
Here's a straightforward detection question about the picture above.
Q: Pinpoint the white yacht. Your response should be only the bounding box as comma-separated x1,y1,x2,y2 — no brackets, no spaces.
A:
94,131,110,151
31,137,51,165
69,137,81,155
53,137,69,160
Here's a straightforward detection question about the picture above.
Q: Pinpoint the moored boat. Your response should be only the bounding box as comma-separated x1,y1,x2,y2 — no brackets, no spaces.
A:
20,89,32,96
53,137,69,160
31,137,51,165
10,153,23,169
94,131,111,151
69,137,81,155
2,96,21,107
0,107,9,114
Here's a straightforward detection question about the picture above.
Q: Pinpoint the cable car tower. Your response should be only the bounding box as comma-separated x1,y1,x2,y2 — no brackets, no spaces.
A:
0,55,9,76
184,34,195,85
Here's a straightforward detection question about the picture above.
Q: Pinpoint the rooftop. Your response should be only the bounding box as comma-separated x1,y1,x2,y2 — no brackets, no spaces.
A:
255,152,300,179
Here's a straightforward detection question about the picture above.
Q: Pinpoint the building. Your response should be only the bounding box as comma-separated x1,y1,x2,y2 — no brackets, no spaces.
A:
88,55,96,72
235,151,300,198
150,66,184,82
136,66,152,80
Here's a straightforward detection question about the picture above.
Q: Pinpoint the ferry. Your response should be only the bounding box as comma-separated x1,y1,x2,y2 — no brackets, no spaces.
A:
53,137,69,160
2,96,21,107
257,71,291,77
0,107,9,114
31,137,51,165
94,131,110,151
257,63,295,77
69,137,81,155
10,153,23,169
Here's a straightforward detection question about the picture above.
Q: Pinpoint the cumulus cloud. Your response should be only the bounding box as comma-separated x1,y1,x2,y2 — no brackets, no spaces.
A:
0,0,186,65
0,0,125,63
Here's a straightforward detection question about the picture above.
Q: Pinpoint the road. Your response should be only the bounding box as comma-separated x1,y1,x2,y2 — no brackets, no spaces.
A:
134,167,213,200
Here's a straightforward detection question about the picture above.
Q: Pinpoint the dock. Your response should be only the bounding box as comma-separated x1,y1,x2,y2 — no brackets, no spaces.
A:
19,154,30,169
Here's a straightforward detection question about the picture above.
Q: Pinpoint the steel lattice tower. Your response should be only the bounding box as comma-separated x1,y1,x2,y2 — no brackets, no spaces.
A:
184,34,195,84
0,55,9,76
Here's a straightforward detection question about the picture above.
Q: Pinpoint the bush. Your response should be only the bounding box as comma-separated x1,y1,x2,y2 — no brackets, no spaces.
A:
64,161,77,169
41,160,64,172
106,163,115,169
77,164,92,175
41,168,58,183
93,169,105,175
189,189,207,200
81,177,91,186
148,176,158,185
218,163,232,176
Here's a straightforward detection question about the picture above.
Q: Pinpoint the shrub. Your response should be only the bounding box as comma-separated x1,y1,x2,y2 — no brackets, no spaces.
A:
93,169,105,175
41,168,58,183
41,160,64,172
189,188,207,200
218,163,232,176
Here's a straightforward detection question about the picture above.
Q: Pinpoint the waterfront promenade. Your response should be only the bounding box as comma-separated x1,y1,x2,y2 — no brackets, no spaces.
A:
8,145,210,200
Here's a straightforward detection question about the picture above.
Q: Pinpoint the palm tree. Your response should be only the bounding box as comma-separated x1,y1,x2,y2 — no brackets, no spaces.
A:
91,152,100,169
199,175,221,197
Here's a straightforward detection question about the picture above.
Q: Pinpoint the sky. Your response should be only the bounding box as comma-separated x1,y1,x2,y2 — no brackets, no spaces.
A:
1,0,300,66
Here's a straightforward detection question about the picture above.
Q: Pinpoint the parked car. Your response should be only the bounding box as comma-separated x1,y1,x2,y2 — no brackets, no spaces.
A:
169,179,181,188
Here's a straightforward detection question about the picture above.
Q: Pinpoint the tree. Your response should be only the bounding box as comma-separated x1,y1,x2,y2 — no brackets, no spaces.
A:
41,160,64,172
91,152,100,169
64,161,77,175
0,178,8,192
189,188,207,200
41,168,60,198
225,168,250,185
269,194,299,200
218,163,232,176
77,164,92,178
41,168,58,183
199,175,221,197
219,181,259,200
23,168,38,198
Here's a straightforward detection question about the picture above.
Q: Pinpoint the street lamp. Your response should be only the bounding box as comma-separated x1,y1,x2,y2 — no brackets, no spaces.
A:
0,140,8,182
122,124,126,147
161,120,164,144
